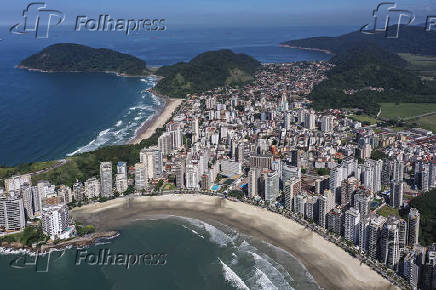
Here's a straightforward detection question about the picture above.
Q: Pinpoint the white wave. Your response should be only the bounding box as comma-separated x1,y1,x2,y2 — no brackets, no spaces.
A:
218,258,250,290
181,225,205,239
253,267,278,290
231,252,239,265
115,120,123,127
248,251,293,289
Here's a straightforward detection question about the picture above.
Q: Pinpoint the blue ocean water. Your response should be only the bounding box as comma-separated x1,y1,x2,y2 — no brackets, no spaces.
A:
0,217,321,290
0,25,354,166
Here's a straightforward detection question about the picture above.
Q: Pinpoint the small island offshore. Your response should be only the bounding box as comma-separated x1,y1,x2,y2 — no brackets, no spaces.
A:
2,32,436,290
18,43,150,77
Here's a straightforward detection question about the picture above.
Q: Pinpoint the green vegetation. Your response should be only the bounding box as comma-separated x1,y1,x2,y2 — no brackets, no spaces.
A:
75,223,96,237
155,50,260,98
315,168,330,176
406,114,436,133
0,225,48,246
20,43,149,76
349,114,378,125
154,179,164,191
309,45,436,115
228,190,245,200
407,189,436,245
371,150,388,160
380,103,436,120
283,25,436,56
377,205,400,218
399,53,436,79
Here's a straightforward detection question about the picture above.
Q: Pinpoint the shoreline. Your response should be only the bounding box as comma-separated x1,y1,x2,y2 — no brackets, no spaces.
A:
0,231,119,255
16,65,150,78
71,195,395,290
279,44,334,55
131,94,183,144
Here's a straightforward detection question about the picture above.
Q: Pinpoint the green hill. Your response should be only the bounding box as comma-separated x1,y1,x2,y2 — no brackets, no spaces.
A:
19,43,149,76
155,49,261,98
309,44,436,115
282,25,436,56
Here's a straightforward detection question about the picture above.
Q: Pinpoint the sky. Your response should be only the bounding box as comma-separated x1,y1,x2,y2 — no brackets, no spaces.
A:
0,0,434,27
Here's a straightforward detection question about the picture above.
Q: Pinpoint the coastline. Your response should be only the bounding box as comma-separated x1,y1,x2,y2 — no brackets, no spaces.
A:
71,195,395,290
279,44,334,55
0,231,118,255
131,94,183,144
16,65,150,78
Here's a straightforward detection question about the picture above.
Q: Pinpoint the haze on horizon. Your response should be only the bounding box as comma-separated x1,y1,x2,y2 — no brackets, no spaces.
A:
0,0,434,28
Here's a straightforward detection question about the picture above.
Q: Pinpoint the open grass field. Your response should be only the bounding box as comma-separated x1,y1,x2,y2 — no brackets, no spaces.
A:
400,53,436,79
349,114,378,125
379,103,436,119
407,114,436,133
376,205,400,218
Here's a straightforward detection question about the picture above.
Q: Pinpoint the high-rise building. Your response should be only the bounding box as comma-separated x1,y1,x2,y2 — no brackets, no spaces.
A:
318,189,335,228
249,154,273,170
21,184,35,219
408,208,420,246
403,251,420,290
340,177,359,207
283,177,301,210
84,177,100,199
0,196,26,231
100,162,113,198
327,208,343,235
344,207,360,244
185,164,199,189
305,196,319,222
175,162,185,189
321,115,334,132
41,204,69,240
329,166,344,202
293,193,307,216
304,111,315,130
4,174,31,192
368,215,387,260
354,193,371,216
248,168,260,198
116,162,128,194
72,182,85,202
390,181,404,208
380,217,400,270
192,117,199,143
134,163,148,190
58,185,73,204
382,159,392,186
140,147,163,179
265,171,279,202
393,160,405,182
359,215,371,252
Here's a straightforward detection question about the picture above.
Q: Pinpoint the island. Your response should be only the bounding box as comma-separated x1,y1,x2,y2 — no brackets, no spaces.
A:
18,43,150,77
154,49,261,98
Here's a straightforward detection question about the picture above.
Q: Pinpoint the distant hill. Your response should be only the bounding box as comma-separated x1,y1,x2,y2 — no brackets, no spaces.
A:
283,25,436,56
155,49,261,98
309,44,436,115
19,43,149,76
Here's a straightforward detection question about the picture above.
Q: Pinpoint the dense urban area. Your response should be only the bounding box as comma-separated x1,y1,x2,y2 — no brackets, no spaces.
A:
1,61,435,290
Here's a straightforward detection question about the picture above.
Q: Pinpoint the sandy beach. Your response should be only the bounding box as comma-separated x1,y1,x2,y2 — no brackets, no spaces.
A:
72,195,395,290
131,97,183,144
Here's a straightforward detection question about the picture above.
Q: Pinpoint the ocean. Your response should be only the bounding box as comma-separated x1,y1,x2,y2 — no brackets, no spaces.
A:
0,25,355,166
0,217,321,290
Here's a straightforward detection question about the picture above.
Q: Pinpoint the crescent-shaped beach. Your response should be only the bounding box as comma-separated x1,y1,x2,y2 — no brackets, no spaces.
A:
72,194,396,290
